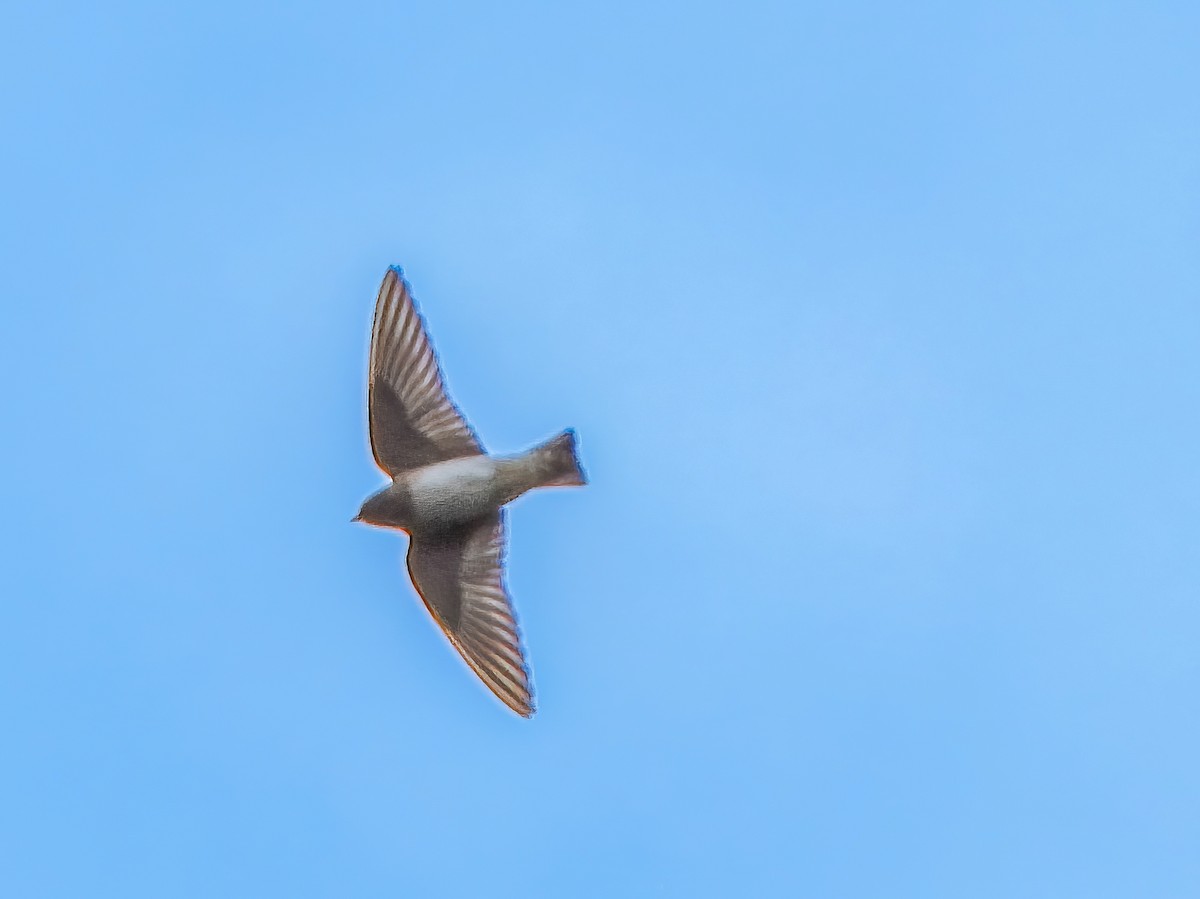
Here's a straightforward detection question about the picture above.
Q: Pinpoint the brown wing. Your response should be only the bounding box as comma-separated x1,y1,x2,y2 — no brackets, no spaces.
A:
368,266,484,475
405,512,535,717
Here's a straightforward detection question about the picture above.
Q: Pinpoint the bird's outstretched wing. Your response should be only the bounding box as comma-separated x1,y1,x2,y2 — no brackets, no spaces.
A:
406,512,534,717
368,266,484,475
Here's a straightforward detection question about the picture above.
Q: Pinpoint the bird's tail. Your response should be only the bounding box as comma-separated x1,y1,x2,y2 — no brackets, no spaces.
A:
529,429,587,487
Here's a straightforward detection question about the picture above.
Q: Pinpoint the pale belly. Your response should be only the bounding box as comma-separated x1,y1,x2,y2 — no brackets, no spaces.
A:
404,455,500,530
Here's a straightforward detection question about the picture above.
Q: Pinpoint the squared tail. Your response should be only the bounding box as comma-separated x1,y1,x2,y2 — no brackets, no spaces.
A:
532,428,588,487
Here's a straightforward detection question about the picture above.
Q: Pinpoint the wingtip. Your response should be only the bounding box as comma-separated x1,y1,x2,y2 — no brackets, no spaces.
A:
513,699,536,719
387,264,405,277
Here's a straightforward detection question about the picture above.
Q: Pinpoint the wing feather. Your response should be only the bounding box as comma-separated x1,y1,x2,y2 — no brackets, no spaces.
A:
405,513,535,717
368,267,483,474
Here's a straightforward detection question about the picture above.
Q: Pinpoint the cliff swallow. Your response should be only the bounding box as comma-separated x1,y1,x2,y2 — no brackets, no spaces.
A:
354,266,586,716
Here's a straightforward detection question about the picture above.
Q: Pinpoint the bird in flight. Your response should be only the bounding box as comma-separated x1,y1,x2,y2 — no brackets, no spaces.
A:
353,266,586,717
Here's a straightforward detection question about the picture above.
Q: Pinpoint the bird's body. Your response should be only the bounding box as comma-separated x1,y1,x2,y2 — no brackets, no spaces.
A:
353,265,585,717
406,455,504,529
358,436,581,533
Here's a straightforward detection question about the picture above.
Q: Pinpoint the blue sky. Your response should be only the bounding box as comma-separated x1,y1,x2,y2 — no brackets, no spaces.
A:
3,1,1198,896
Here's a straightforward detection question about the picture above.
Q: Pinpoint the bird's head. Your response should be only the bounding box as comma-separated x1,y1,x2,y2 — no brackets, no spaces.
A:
352,488,407,529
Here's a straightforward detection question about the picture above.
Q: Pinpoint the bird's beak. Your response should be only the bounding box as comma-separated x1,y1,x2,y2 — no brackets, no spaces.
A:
351,513,362,523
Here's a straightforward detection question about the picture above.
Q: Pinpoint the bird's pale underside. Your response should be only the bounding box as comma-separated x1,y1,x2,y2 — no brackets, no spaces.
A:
355,266,586,717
